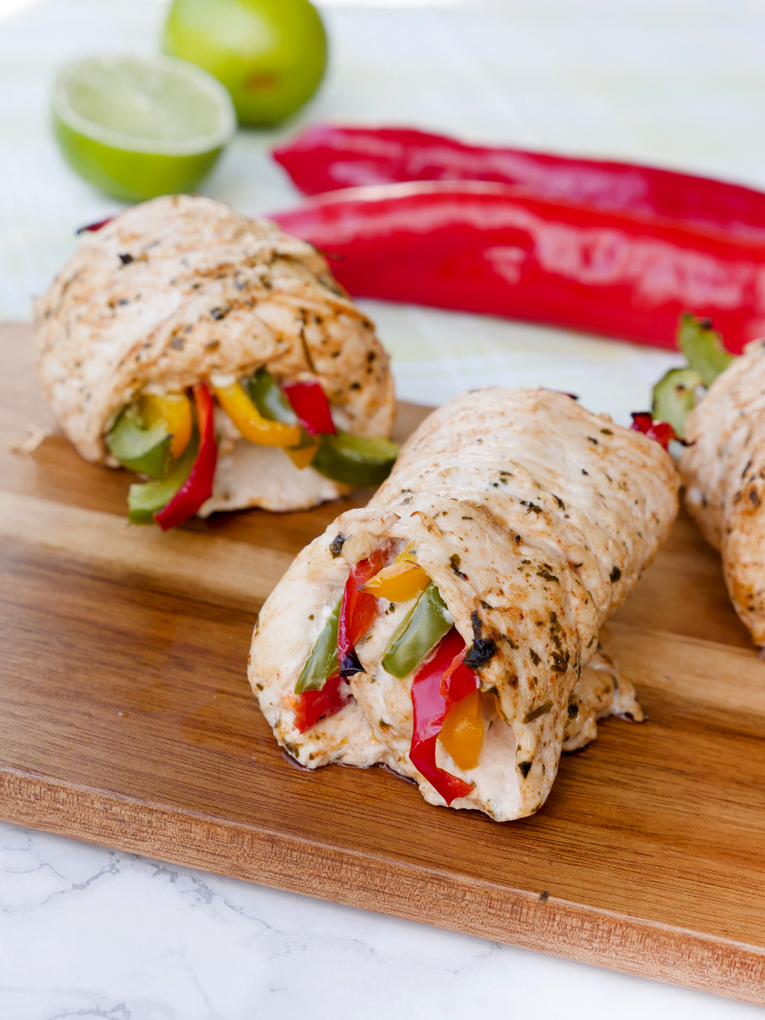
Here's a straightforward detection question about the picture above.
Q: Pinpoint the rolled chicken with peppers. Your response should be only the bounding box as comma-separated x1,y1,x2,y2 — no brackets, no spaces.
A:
249,389,678,820
33,195,397,530
651,315,765,645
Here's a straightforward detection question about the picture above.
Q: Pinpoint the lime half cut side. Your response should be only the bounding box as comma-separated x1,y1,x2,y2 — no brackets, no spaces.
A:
52,55,236,202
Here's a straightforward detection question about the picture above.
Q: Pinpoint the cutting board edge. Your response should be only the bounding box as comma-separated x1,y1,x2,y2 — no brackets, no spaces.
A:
3,767,763,1005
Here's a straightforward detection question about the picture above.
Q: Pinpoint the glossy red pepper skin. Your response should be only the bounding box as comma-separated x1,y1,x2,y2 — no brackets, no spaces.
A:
337,549,387,677
273,181,765,354
290,675,351,734
283,379,336,436
630,412,678,450
274,124,765,240
155,382,218,531
409,628,478,805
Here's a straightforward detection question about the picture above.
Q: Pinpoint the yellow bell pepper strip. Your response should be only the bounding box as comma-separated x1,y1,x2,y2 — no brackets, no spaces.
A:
439,689,484,771
409,627,477,804
246,368,318,468
139,392,192,459
212,379,302,447
360,560,430,602
286,442,319,469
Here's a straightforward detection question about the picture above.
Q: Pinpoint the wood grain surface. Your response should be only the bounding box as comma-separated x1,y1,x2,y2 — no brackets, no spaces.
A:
2,321,765,1004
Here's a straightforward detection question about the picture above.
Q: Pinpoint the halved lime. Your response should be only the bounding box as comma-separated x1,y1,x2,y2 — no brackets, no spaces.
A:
52,55,236,202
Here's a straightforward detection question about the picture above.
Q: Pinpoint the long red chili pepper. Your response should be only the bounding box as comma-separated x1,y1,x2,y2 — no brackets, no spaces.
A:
290,675,351,734
283,379,336,436
409,627,478,805
155,382,218,531
629,412,678,451
337,549,387,677
272,181,765,354
274,124,765,240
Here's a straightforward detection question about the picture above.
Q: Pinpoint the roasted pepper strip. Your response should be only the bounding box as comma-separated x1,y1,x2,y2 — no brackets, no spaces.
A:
629,412,678,451
409,628,477,804
295,598,341,694
283,379,336,436
439,689,484,772
337,549,387,677
677,312,736,386
651,367,702,438
360,560,430,602
289,675,351,734
213,379,302,447
140,392,192,459
246,368,318,467
382,582,452,679
312,431,399,488
154,382,218,531
106,406,172,479
128,434,197,523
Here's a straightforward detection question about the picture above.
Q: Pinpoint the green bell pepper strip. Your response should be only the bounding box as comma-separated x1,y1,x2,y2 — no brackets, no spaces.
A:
382,582,453,680
678,313,735,388
127,433,198,523
651,366,703,438
312,431,399,488
106,405,172,479
247,369,316,451
295,598,342,693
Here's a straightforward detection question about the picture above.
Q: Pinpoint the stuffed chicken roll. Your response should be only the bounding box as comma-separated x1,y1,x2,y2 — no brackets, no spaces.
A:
250,389,678,821
33,195,396,529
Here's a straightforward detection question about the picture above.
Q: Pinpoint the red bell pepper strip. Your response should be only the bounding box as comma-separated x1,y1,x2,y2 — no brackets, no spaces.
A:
76,216,114,234
272,181,765,355
155,382,218,531
409,627,478,805
274,124,765,241
337,548,387,677
283,379,336,436
289,675,352,734
630,412,678,451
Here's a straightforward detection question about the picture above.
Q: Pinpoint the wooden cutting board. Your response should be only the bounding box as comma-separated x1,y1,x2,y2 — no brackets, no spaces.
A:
2,321,765,1004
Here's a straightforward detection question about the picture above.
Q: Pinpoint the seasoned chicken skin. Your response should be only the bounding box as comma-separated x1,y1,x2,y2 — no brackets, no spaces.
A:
33,194,395,514
249,389,678,821
681,340,765,643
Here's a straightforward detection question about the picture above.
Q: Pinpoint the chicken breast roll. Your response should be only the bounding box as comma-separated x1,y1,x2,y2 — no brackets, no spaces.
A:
33,194,396,529
249,389,678,821
681,340,765,644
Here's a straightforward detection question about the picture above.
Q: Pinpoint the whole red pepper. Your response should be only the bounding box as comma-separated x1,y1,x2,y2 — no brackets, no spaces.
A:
274,124,765,240
289,675,352,734
629,412,678,451
272,181,765,354
155,382,218,531
337,549,387,677
409,627,478,805
283,379,336,436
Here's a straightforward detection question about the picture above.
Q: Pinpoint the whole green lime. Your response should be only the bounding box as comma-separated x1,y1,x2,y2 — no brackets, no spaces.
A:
52,55,236,201
162,0,328,127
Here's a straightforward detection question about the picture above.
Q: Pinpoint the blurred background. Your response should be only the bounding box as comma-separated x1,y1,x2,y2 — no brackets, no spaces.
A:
8,0,765,421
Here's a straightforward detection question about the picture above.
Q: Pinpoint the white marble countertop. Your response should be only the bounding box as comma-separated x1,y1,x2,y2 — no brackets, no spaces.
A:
2,0,765,1015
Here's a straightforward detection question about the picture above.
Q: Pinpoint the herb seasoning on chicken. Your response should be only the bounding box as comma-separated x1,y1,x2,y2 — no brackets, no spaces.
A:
33,195,397,529
249,389,678,821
